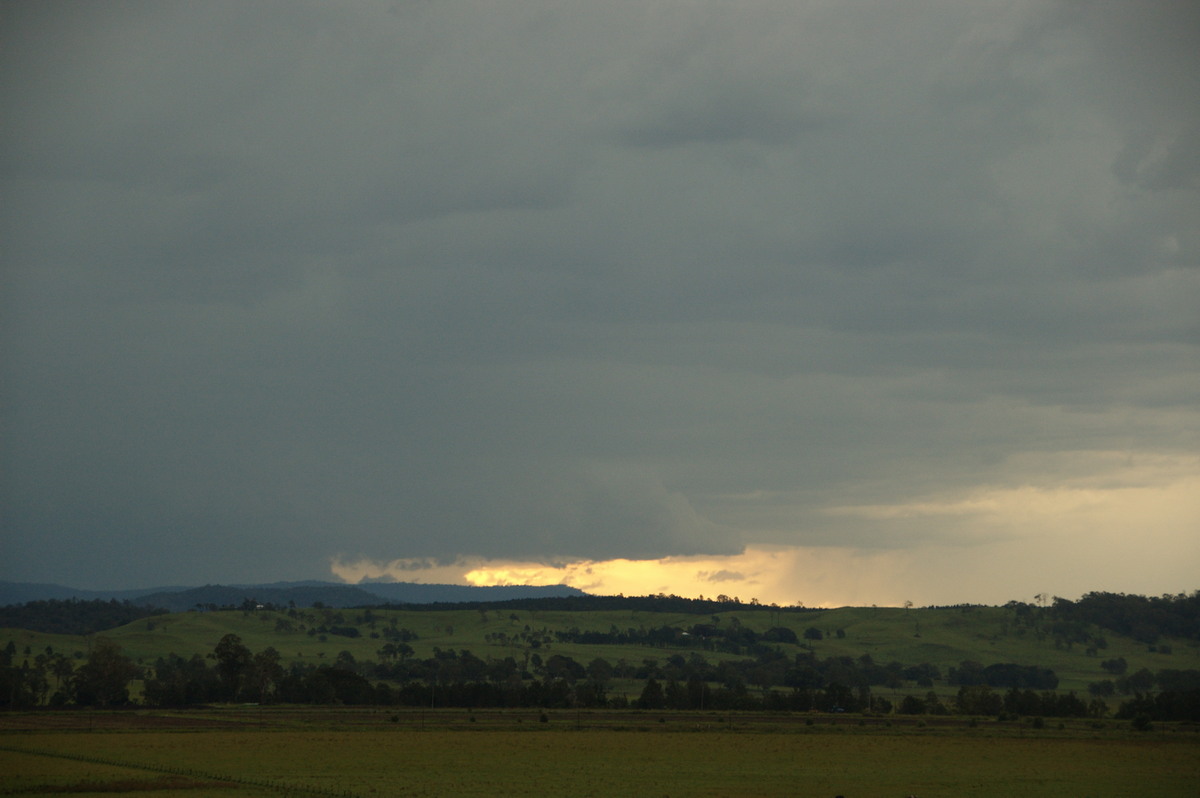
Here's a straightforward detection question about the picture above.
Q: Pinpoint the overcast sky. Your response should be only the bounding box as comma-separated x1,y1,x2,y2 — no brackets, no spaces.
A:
2,1,1197,606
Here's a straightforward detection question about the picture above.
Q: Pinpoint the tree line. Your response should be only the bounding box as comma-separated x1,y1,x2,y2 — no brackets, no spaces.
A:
361,592,810,616
1048,591,1200,644
5,633,1197,723
0,598,166,635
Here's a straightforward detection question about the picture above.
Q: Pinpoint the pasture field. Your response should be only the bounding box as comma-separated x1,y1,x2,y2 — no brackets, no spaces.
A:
5,603,1198,696
2,709,1198,797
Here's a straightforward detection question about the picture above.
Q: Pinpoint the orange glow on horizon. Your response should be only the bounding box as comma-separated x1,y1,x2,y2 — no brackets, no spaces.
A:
331,547,862,608
329,455,1200,607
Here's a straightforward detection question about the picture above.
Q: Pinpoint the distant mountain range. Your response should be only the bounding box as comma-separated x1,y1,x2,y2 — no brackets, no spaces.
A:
0,580,587,611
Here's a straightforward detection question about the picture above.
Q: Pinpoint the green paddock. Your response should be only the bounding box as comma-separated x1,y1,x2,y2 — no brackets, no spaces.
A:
2,709,1197,797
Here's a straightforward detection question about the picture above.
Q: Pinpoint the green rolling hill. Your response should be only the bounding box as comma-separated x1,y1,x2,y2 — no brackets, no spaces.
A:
4,594,1197,701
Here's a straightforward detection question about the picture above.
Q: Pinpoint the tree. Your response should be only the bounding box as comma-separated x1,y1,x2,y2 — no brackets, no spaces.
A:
72,638,139,706
1,662,43,709
660,679,684,709
293,666,374,705
637,678,665,709
1118,668,1155,694
956,684,1002,716
49,654,75,695
213,633,253,701
143,653,220,706
586,657,613,687
545,654,585,683
763,627,798,645
250,647,284,703
950,660,985,686
1101,657,1128,675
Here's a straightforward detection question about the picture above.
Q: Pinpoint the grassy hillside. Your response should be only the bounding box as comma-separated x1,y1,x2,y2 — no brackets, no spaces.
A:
5,602,1197,696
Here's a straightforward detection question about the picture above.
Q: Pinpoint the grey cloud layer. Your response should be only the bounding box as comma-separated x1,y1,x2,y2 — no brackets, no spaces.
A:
2,1,1196,587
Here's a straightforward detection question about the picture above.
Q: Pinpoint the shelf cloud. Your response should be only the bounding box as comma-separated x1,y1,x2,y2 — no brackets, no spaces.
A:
2,1,1196,605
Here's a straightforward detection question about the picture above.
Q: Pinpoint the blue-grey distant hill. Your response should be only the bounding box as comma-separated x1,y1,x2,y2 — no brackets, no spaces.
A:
0,581,192,605
0,580,586,611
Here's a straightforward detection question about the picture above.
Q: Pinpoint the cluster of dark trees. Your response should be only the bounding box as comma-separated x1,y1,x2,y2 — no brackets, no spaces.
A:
931,685,1102,718
1049,591,1200,644
134,639,1198,721
372,642,960,697
946,661,1059,690
1,638,136,708
999,600,1110,653
0,599,166,636
1088,666,1200,698
1115,690,1200,723
134,638,895,712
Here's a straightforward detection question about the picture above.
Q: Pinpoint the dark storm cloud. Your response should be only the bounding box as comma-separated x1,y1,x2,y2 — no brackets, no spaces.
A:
1,1,1196,592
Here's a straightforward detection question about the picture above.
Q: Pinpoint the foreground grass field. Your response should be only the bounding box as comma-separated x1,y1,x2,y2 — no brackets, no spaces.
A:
2,709,1198,797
